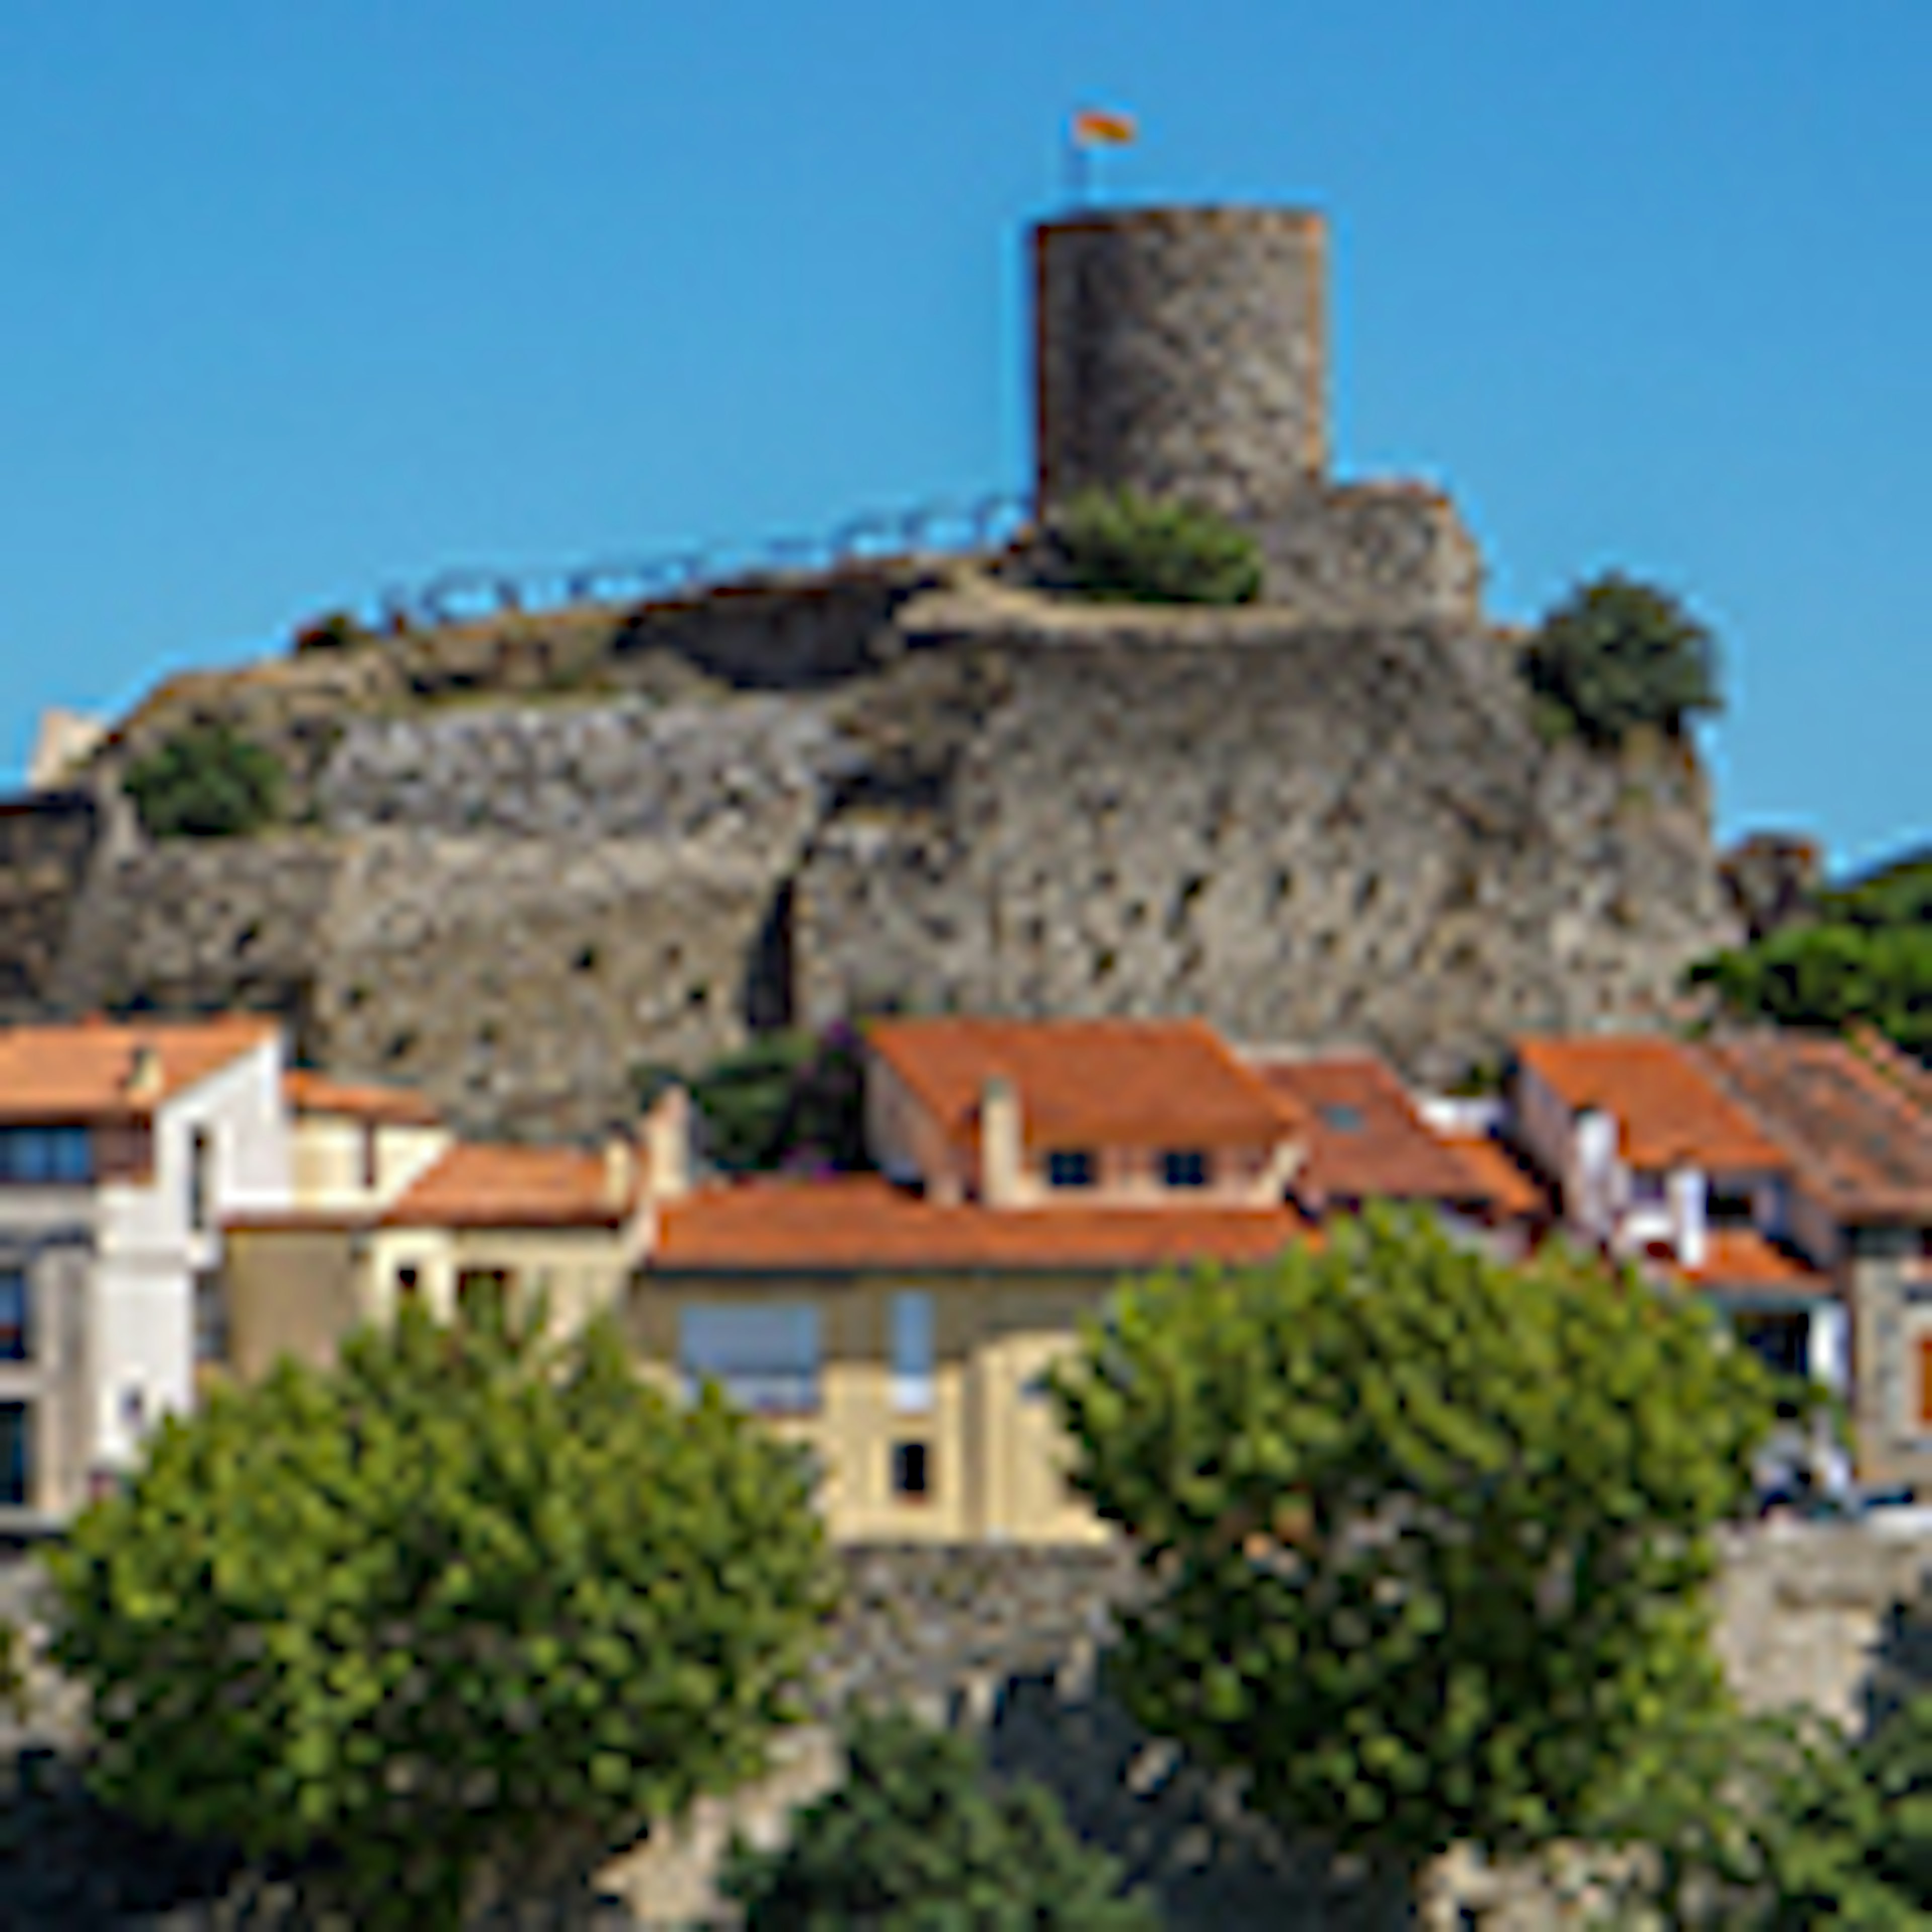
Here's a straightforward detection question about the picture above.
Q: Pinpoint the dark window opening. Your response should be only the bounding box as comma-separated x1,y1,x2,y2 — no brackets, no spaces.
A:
395,1265,421,1300
193,1271,227,1365
1161,1149,1210,1189
1709,1187,1757,1229
0,1402,28,1508
891,1440,931,1500
361,1123,380,1191
0,1271,27,1363
1046,1149,1095,1190
188,1128,214,1232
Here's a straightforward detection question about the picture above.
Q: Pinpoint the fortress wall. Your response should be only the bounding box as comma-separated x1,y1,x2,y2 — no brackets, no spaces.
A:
0,793,101,1016
797,618,1733,1086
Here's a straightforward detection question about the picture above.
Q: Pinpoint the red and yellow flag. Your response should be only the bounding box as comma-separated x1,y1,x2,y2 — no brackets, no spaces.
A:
1073,108,1138,147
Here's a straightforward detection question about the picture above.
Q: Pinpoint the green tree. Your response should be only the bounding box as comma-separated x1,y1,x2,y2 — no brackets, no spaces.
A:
47,1304,837,1931
1053,487,1264,607
720,1705,1159,1930
1523,572,1721,748
122,720,285,839
1691,850,1932,1061
1049,1210,1780,1912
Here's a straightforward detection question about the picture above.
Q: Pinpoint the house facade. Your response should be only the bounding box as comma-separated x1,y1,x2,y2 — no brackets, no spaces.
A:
0,1016,292,1526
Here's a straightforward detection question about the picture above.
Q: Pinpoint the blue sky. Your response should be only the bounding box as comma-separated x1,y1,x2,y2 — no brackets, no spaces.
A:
2,2,1925,872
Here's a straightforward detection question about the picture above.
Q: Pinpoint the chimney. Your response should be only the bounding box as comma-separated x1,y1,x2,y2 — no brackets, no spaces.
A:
603,1135,636,1212
125,1042,163,1105
1669,1164,1708,1272
979,1075,1023,1208
643,1085,692,1204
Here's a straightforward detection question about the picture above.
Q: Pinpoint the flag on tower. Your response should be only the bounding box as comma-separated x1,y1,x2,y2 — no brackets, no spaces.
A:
1073,108,1138,146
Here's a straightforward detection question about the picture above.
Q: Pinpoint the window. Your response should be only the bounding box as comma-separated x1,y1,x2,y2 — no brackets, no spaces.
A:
1045,1149,1095,1190
890,1292,934,1414
361,1123,380,1191
192,1271,227,1365
0,1271,27,1363
1630,1170,1667,1209
0,1126,92,1185
188,1127,214,1232
1161,1148,1210,1189
891,1440,931,1500
1318,1103,1364,1135
679,1304,821,1414
0,1402,28,1507
394,1265,421,1301
1709,1185,1757,1229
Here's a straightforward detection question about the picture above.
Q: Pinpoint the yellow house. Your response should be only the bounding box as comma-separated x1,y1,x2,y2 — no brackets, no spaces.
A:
221,1072,678,1378
632,1017,1313,1544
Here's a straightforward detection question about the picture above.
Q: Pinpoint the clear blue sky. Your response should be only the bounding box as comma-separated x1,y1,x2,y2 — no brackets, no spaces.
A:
3,2,1925,873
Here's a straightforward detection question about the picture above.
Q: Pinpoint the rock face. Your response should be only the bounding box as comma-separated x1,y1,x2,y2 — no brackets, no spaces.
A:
0,559,1737,1141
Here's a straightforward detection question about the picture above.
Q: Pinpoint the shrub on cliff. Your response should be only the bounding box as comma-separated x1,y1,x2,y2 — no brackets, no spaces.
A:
291,608,372,654
720,1706,1159,1930
1522,571,1721,747
1691,850,1932,1062
1049,1209,1781,1914
1053,486,1264,606
122,721,285,839
46,1303,837,1932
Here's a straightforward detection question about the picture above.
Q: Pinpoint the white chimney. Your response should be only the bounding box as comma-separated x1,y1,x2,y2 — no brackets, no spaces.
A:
643,1085,692,1204
603,1135,636,1212
980,1075,1023,1208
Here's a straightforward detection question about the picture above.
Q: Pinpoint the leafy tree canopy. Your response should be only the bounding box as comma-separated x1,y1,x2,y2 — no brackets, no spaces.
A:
1522,571,1721,748
1693,850,1932,1061
122,720,285,839
720,1705,1159,1931
1053,487,1264,607
47,1304,837,1931
1049,1210,1780,1899
638,1022,869,1175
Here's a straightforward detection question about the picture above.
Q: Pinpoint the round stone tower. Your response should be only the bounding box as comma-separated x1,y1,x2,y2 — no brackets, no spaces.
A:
1031,204,1329,519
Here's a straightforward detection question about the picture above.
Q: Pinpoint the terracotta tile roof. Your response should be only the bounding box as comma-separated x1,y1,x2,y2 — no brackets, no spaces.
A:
1251,1054,1478,1204
1679,1229,1833,1301
868,1017,1303,1153
1437,1134,1553,1221
1514,1035,1789,1174
1695,1032,1932,1223
0,1013,278,1124
653,1174,1313,1273
382,1142,634,1230
285,1068,441,1127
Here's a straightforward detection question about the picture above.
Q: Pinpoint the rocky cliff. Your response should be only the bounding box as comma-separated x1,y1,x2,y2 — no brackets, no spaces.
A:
2,552,1736,1142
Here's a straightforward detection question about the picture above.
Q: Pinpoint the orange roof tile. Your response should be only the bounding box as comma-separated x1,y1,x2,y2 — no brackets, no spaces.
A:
285,1068,441,1128
1681,1228,1832,1301
1696,1032,1932,1223
868,1017,1303,1154
653,1174,1313,1273
1437,1133,1553,1221
1514,1035,1788,1174
0,1014,278,1124
382,1142,633,1229
1252,1055,1476,1204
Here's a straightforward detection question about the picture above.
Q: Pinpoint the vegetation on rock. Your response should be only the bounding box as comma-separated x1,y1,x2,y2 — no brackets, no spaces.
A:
1053,486,1264,607
1692,851,1932,1061
122,721,285,839
46,1302,837,1932
719,1705,1159,1930
291,609,373,654
637,1022,870,1175
1523,572,1721,747
1049,1209,1780,1906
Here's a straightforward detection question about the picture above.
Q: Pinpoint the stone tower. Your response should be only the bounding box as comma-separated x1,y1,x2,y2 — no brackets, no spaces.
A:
1031,205,1329,519
1030,203,1483,627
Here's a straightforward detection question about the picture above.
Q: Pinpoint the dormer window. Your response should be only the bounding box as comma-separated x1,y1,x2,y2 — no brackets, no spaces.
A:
1319,1103,1365,1134
1045,1149,1095,1190
1161,1149,1210,1189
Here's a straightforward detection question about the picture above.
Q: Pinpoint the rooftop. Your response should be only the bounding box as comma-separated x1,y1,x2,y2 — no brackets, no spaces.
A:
868,1016,1302,1154
0,1013,278,1124
285,1068,442,1128
653,1174,1313,1274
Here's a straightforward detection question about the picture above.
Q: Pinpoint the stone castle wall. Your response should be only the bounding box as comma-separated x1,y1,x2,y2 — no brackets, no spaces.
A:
0,568,1736,1138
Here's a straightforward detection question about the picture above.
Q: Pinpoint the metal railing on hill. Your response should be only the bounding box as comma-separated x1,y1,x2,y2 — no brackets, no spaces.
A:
360,492,1033,633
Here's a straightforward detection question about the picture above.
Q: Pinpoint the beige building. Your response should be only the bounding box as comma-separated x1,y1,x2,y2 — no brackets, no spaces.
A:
221,1072,677,1381
635,1018,1313,1543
